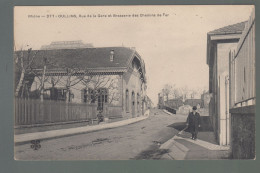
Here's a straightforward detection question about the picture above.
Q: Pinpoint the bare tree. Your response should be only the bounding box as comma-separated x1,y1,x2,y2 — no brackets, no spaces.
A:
190,90,198,99
162,84,173,103
27,50,64,100
82,75,120,105
171,87,180,99
178,86,189,102
62,67,87,103
14,47,39,98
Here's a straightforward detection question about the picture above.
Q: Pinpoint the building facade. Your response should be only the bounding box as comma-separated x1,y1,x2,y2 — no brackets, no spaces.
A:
207,21,246,146
229,11,255,159
18,47,147,120
207,9,255,159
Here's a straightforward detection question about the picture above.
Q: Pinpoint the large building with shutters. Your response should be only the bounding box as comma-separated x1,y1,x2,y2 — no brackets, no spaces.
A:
22,46,148,119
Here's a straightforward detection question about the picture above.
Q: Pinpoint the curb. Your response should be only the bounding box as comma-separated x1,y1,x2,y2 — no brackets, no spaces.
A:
15,110,150,144
159,137,175,149
160,135,189,160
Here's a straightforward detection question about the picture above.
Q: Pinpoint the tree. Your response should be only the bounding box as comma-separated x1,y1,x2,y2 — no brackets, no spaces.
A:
162,84,173,102
14,47,39,98
190,90,198,99
24,49,64,100
81,75,120,106
171,87,180,99
178,86,189,102
64,67,84,103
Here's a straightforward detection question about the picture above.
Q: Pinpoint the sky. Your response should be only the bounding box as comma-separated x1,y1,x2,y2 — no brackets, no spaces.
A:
14,6,254,105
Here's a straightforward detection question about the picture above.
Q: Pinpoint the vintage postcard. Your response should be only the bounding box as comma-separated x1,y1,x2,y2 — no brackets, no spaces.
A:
14,5,255,160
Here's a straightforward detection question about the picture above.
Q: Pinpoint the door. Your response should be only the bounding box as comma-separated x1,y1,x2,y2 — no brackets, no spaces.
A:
225,75,230,145
132,91,135,117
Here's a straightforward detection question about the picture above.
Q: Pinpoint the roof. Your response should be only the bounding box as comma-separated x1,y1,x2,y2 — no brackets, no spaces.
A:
16,47,137,70
41,40,94,50
15,47,147,82
208,21,246,35
207,21,246,65
168,98,183,102
206,21,247,92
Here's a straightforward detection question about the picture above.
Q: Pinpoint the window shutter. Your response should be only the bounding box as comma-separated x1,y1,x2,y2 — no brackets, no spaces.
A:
81,89,85,103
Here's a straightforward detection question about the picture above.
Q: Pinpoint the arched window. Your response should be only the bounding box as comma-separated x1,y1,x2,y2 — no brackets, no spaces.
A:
137,93,140,113
132,91,135,105
131,91,135,116
126,90,129,112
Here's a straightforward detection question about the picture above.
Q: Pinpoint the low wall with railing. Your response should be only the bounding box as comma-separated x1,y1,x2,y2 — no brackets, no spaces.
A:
14,98,123,126
165,106,176,114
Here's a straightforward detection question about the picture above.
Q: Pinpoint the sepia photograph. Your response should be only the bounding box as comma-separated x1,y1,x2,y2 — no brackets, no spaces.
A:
13,5,255,160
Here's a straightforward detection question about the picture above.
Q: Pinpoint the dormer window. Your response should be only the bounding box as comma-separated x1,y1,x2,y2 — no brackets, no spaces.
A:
110,49,114,62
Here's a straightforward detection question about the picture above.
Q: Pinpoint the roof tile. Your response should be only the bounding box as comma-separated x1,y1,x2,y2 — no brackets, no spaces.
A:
208,21,246,35
17,47,135,70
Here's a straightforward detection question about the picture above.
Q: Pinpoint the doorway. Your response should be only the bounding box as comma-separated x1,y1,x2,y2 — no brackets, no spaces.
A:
132,91,135,117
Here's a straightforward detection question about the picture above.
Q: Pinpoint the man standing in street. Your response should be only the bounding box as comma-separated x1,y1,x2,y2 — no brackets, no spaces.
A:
186,106,201,140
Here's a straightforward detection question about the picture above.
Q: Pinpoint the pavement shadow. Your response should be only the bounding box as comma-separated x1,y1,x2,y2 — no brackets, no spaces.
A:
133,144,170,160
167,122,188,131
167,116,214,132
167,116,218,144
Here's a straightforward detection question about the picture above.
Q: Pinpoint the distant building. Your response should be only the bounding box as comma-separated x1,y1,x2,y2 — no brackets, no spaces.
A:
159,96,203,110
41,40,93,50
147,96,154,109
157,93,164,109
184,99,202,108
165,98,183,109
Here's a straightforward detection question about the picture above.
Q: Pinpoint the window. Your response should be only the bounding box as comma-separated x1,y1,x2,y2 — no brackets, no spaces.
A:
82,88,108,109
137,93,140,112
82,88,96,103
57,89,67,100
44,87,67,101
83,89,87,103
132,91,135,105
83,89,89,103
126,90,129,112
97,88,108,110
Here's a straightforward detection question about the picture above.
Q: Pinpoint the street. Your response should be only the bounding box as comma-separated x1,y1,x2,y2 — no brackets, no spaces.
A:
14,109,187,160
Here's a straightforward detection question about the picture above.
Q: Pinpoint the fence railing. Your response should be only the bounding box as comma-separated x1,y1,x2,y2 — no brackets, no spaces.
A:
15,98,98,126
229,10,255,108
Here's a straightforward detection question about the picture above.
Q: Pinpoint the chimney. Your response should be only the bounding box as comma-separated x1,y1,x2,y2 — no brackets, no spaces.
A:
110,49,114,62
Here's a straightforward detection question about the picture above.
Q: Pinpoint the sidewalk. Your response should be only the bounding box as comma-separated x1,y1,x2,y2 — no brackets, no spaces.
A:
14,110,150,144
160,131,230,160
159,110,230,159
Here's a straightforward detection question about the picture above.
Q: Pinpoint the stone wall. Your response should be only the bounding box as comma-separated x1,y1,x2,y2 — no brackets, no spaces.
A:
177,105,192,115
230,105,255,159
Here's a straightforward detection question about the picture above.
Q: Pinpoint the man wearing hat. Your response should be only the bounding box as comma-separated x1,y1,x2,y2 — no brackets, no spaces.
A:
186,106,201,140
